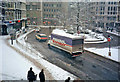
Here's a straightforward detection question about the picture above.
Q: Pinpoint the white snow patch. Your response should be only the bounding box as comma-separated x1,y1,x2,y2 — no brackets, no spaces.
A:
85,47,120,62
37,57,76,80
0,36,40,80
107,31,120,37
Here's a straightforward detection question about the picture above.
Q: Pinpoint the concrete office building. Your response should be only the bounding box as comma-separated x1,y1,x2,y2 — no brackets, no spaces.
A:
26,2,42,25
26,1,68,26
88,1,119,29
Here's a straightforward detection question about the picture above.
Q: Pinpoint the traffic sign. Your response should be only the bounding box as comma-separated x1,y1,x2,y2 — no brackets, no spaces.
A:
18,20,20,22
107,38,111,42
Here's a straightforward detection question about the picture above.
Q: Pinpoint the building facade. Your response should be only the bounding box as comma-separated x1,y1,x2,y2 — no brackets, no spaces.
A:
26,2,41,25
1,0,26,35
26,1,68,26
88,1,119,29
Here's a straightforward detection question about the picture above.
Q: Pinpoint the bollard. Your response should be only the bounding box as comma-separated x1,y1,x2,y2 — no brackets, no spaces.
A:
108,51,111,56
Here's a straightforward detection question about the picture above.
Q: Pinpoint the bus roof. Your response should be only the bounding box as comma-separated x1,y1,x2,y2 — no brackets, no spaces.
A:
52,29,84,39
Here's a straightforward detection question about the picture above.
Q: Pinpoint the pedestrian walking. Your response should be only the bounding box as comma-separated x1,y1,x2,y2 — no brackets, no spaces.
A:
65,77,70,82
27,67,37,82
39,69,45,82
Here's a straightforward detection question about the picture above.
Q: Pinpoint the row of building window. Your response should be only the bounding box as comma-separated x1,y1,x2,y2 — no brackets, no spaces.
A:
108,6,117,11
96,2,117,5
108,12,117,15
5,11,21,20
44,14,55,18
108,2,117,5
107,16,116,21
44,9,59,12
26,5,40,10
96,11,117,15
96,6,117,11
44,4,61,7
96,16,116,21
1,2,23,9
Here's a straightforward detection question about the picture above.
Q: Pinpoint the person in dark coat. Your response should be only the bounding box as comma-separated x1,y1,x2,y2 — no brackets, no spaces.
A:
27,67,36,82
39,69,45,82
65,77,70,82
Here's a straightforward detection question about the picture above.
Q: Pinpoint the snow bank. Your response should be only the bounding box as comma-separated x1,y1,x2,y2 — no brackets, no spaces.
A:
85,47,120,62
107,31,120,37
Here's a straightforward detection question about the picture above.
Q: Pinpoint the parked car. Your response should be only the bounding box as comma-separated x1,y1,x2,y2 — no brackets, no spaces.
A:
35,33,47,42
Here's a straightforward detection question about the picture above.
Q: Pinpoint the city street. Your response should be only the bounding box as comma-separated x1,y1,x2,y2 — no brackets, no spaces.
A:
1,0,120,81
26,28,120,80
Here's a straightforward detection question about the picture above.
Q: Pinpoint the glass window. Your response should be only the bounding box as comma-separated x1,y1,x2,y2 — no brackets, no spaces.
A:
114,7,116,11
44,9,46,11
111,7,113,11
52,14,53,17
37,5,40,9
96,7,98,11
113,12,115,14
59,4,61,7
100,12,102,14
108,7,110,11
100,7,102,10
52,4,53,7
52,9,53,12
32,5,37,10
26,5,30,10
44,4,46,6
103,7,105,11
111,2,113,4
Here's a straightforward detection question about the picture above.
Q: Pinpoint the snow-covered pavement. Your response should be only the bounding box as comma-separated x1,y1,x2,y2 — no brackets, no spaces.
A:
0,36,40,80
107,30,120,37
85,47,120,62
